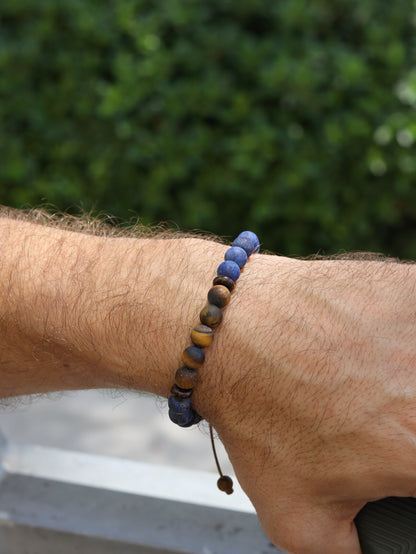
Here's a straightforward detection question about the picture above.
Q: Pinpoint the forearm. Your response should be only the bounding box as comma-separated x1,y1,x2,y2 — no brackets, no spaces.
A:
0,217,226,398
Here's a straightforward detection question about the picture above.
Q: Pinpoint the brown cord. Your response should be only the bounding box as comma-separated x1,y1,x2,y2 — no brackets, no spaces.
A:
209,424,234,494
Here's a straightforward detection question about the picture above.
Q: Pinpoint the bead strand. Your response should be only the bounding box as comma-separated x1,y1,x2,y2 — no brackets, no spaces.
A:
168,231,259,428
168,231,260,492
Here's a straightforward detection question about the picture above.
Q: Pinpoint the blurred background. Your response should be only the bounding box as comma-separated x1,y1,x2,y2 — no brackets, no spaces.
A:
0,0,415,474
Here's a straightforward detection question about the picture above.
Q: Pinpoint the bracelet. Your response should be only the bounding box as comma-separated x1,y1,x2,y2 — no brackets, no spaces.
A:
168,231,260,494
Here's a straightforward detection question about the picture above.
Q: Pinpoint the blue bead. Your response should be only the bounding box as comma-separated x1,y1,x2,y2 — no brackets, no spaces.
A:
180,410,203,427
232,231,260,256
217,260,240,282
168,395,192,413
169,407,196,427
239,231,260,253
169,406,202,427
224,246,248,268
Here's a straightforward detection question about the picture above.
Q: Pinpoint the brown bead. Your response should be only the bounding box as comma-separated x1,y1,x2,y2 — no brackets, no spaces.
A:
175,366,198,389
217,475,234,495
191,324,214,348
213,275,235,292
200,304,223,328
207,285,231,308
182,345,205,368
171,384,193,399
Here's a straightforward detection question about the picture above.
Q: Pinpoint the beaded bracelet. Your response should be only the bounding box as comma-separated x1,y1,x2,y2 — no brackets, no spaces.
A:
168,230,260,494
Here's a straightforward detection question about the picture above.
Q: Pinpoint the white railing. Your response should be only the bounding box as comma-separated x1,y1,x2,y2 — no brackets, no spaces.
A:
0,430,283,553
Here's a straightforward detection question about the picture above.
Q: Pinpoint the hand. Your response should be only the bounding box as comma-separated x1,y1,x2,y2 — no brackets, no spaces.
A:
194,254,416,553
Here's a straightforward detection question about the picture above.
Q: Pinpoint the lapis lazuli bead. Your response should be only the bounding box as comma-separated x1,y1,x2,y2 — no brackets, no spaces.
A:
217,260,240,281
180,410,203,427
168,395,192,413
169,407,195,427
225,246,248,268
239,230,260,253
232,231,260,256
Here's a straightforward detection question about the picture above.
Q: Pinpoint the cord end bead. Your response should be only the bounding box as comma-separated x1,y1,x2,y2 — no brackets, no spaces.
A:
217,475,234,495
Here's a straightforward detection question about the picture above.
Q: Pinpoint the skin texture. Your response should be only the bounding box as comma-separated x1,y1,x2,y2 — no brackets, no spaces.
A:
0,212,415,553
195,254,416,553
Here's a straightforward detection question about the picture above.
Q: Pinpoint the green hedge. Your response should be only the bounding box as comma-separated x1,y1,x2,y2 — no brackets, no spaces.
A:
0,0,415,256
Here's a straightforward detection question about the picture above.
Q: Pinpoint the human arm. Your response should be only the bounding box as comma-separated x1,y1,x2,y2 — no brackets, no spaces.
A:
1,213,416,554
0,215,225,397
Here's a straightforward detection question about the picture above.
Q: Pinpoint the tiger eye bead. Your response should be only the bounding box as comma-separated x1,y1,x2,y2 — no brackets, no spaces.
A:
200,304,223,328
171,384,193,399
175,366,198,389
213,275,235,292
182,345,205,368
207,285,231,308
191,324,214,348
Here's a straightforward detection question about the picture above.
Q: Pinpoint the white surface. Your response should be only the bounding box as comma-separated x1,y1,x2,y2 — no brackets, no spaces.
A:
3,441,254,513
0,389,234,474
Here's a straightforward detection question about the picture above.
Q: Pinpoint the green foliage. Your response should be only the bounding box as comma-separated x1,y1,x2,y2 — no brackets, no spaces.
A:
0,0,415,256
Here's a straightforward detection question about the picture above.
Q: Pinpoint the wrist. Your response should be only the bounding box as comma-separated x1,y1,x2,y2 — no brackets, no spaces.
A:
190,252,296,427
